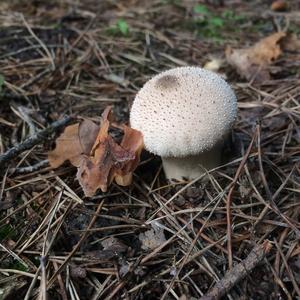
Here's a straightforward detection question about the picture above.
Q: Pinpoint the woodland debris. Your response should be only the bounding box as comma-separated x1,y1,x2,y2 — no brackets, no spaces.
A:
48,120,99,168
48,107,143,196
139,222,167,251
101,237,128,253
1,1,299,298
226,32,287,82
0,116,72,168
271,0,288,11
9,159,49,175
200,241,272,300
280,33,300,52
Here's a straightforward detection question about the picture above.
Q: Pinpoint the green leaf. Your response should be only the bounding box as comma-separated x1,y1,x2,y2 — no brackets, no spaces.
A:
0,74,4,93
209,17,224,27
193,4,209,15
117,19,129,36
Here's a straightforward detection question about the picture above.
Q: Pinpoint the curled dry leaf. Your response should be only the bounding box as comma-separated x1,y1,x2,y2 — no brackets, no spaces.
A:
280,33,300,52
77,107,143,196
101,237,128,253
271,0,287,11
225,31,286,82
139,222,166,251
48,106,143,197
114,125,144,186
70,265,87,278
48,120,99,168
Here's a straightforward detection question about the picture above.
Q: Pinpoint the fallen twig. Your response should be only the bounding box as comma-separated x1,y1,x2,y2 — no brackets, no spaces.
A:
9,159,49,175
0,116,73,168
200,241,272,300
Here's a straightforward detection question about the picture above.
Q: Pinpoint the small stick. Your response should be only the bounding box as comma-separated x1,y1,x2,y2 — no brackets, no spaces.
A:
200,241,272,300
0,116,72,168
10,159,49,175
52,261,68,300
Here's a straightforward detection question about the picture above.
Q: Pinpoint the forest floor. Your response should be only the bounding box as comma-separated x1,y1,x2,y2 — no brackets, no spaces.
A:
0,0,299,299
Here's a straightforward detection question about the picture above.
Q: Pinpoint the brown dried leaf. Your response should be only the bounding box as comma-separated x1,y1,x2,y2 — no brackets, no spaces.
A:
114,125,144,186
48,123,79,168
77,107,143,196
48,119,99,168
271,0,287,11
139,223,166,251
226,32,286,82
77,108,118,195
79,120,100,155
280,33,300,52
49,106,143,197
101,237,128,253
70,265,87,278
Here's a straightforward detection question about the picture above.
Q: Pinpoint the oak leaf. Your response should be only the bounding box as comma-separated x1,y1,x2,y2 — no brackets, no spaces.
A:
226,32,286,82
48,120,99,168
48,107,143,197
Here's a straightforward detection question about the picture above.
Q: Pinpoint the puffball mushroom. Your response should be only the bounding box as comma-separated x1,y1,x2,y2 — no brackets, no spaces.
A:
130,66,237,180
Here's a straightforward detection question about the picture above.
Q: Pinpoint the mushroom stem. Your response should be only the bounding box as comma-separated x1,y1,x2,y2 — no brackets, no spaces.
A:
161,144,222,180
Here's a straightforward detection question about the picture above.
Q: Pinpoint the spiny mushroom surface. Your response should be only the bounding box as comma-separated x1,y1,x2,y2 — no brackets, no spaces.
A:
130,66,237,180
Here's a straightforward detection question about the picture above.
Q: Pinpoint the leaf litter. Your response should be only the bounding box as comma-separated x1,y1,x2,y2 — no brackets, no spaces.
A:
226,31,300,82
1,1,300,299
48,106,143,196
139,222,167,251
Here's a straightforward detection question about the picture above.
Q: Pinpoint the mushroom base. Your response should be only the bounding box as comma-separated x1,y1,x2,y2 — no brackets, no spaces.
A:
161,145,222,181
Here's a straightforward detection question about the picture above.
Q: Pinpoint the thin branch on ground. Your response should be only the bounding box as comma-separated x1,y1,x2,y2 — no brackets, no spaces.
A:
200,241,272,300
0,116,73,168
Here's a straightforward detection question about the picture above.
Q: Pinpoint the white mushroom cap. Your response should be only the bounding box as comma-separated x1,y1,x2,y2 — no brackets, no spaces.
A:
130,66,237,157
